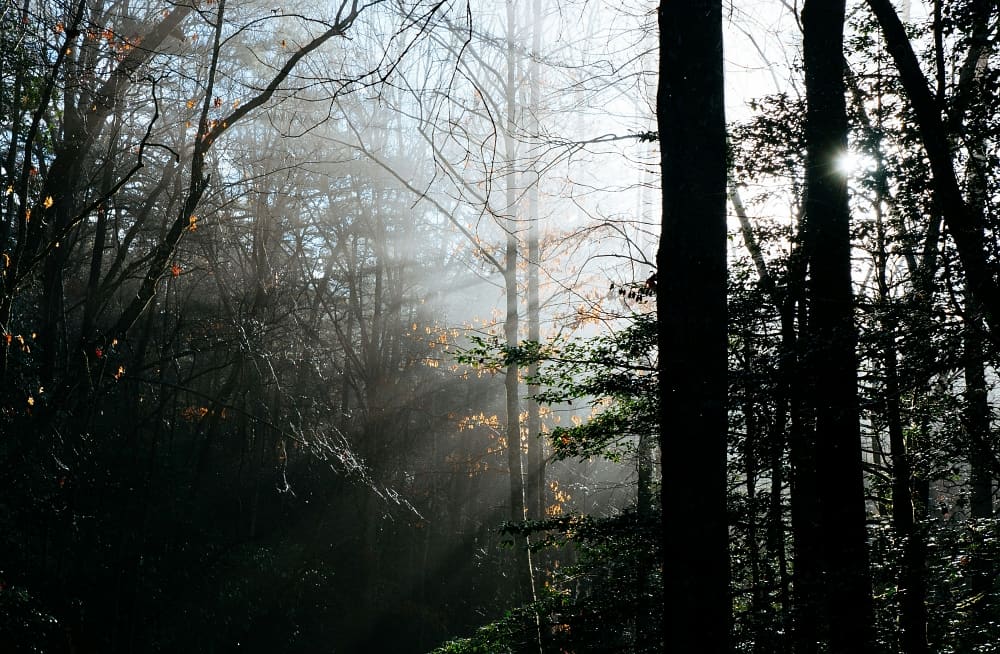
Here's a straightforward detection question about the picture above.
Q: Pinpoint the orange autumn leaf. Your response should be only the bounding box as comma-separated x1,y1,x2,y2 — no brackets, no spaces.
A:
43,196,53,209
171,263,182,277
187,215,198,231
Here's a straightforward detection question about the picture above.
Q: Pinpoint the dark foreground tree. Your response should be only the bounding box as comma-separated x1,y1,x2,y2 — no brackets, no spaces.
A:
657,1,730,652
801,0,876,652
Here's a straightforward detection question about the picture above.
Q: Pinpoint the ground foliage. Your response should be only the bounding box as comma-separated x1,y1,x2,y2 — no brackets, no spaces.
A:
441,310,662,653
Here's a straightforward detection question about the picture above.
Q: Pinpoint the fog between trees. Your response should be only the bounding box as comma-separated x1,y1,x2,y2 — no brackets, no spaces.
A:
1,1,998,653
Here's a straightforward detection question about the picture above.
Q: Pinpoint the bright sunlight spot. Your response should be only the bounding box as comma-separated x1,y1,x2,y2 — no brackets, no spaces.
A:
836,149,877,176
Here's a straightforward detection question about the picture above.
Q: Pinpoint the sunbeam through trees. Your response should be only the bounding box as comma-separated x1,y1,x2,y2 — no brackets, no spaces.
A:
1,1,999,652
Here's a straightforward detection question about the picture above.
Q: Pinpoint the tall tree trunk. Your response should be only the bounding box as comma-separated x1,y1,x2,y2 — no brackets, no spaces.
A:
801,2,876,652
965,304,995,521
966,333,995,521
742,331,765,652
963,68,995,522
881,279,928,654
0,0,26,379
874,135,929,654
964,312,995,632
503,0,532,609
767,335,793,654
957,15,997,620
789,309,824,654
525,0,545,526
778,240,819,654
658,2,730,652
732,175,798,653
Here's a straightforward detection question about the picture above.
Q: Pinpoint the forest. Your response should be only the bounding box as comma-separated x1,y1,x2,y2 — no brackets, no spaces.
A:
0,0,998,652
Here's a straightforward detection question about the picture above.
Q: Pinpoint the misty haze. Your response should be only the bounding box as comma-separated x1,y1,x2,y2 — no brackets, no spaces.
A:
1,1,998,653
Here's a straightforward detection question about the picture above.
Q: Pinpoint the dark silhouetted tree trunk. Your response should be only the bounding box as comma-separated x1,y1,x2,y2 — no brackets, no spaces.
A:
742,330,765,651
878,233,928,654
967,331,995,520
962,32,995,520
964,312,994,628
801,1,876,652
788,255,823,654
657,1,729,651
732,181,797,654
